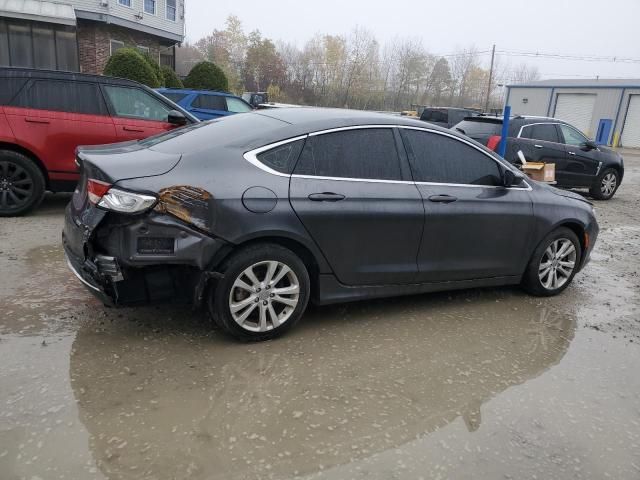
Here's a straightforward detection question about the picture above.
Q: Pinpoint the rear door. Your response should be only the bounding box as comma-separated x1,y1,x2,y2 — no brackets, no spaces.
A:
189,93,229,120
558,123,600,187
5,78,116,179
400,128,533,282
517,123,567,179
101,84,176,141
289,127,424,285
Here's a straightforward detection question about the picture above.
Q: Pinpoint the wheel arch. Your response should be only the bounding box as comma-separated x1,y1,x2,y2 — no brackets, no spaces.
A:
0,142,49,188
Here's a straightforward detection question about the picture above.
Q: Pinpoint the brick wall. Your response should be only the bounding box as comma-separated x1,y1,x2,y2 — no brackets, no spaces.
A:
77,20,173,74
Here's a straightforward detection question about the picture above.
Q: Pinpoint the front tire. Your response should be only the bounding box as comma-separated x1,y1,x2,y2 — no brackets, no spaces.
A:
590,168,619,200
208,243,310,341
0,150,45,217
521,227,582,297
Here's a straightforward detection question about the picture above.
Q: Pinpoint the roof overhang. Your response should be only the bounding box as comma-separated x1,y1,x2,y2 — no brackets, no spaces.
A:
75,10,183,43
0,0,76,26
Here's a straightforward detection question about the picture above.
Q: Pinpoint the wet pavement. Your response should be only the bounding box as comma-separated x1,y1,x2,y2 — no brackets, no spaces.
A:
1,152,640,479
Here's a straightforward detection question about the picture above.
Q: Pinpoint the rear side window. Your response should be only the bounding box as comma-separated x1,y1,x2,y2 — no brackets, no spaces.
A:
0,77,27,105
161,92,188,103
15,80,108,115
403,130,502,186
192,94,227,111
293,128,402,181
454,119,502,136
256,139,305,174
520,123,560,143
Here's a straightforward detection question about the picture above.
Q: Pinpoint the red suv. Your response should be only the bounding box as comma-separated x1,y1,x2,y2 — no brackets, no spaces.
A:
0,68,198,216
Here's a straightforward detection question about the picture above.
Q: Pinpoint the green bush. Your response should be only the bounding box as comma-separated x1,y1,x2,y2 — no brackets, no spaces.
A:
103,48,160,88
184,61,228,91
161,65,184,88
140,51,164,86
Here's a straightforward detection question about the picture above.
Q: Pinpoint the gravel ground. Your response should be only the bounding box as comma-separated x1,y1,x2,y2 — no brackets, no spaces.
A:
1,151,639,480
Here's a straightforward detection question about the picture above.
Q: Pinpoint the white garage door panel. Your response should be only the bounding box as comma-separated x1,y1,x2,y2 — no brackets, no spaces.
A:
622,95,640,148
554,94,596,136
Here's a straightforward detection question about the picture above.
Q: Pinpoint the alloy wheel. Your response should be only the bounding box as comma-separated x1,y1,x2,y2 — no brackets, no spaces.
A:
0,160,34,210
538,238,577,290
228,260,300,332
601,172,617,197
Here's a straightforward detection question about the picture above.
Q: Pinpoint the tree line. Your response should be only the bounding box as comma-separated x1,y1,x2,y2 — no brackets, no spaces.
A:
177,15,540,111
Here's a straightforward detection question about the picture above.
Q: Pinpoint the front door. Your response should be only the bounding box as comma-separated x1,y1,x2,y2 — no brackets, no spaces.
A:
558,124,600,187
400,128,533,282
289,127,424,286
101,85,176,141
517,122,568,184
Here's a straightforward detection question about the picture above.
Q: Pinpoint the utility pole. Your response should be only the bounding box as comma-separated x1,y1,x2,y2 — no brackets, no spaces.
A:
485,44,496,112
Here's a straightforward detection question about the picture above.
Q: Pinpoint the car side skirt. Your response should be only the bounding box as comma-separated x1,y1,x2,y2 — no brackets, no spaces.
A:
315,273,522,306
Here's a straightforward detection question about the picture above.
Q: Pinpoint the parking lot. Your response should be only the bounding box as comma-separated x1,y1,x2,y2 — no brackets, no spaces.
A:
0,151,639,479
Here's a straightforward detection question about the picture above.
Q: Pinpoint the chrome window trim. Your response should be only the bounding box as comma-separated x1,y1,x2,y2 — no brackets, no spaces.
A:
243,135,308,177
243,124,531,190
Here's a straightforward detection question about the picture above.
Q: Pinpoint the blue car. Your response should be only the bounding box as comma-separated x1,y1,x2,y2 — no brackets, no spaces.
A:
156,88,253,121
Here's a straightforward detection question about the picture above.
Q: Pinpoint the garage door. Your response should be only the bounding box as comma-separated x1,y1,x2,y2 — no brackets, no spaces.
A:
554,94,596,136
622,95,640,148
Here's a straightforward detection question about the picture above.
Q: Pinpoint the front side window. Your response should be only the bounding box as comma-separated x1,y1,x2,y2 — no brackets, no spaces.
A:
192,94,227,111
256,139,305,174
144,0,156,14
293,128,402,181
403,129,502,186
520,123,560,143
166,0,177,20
559,124,589,146
103,85,171,121
226,97,252,113
16,80,107,115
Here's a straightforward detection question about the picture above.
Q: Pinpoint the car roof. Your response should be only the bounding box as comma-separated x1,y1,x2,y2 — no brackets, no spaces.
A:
157,88,239,98
0,67,143,87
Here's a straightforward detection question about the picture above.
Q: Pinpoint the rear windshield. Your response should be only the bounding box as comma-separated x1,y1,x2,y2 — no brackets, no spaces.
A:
161,92,188,103
421,109,448,123
454,119,502,136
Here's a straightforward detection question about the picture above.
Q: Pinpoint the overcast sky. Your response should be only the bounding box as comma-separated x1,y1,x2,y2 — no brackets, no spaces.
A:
184,0,640,80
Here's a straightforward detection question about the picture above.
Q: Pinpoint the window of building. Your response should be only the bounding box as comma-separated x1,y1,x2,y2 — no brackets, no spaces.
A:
166,0,177,21
118,0,132,6
257,140,305,174
136,45,150,54
520,123,560,143
103,85,171,121
226,97,252,113
33,26,56,69
16,80,108,115
0,20,10,66
559,124,589,146
403,130,502,186
8,23,33,68
293,129,402,181
192,94,227,111
110,39,125,55
55,28,78,71
144,0,156,14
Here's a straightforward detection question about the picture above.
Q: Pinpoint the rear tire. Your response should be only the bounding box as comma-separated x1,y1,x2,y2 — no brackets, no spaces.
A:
589,167,619,200
0,150,45,217
521,227,582,297
208,243,310,341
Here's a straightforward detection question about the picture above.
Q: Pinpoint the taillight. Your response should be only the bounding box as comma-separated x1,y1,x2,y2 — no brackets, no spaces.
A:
487,135,501,151
87,178,111,204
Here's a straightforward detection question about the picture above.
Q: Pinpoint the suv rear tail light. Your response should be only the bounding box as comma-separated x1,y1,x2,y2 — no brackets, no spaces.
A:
487,135,501,151
87,178,111,204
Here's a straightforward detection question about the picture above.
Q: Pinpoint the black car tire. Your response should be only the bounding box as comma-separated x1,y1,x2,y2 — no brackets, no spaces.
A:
208,243,311,341
0,150,46,217
521,227,582,297
589,167,620,200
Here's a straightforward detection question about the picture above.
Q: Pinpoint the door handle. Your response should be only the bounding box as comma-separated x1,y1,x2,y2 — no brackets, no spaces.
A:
534,144,543,149
568,151,576,156
308,192,345,202
428,194,458,203
25,117,50,124
122,126,144,132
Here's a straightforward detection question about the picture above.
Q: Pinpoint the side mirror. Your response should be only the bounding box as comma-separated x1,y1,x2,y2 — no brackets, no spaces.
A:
582,140,598,151
503,169,525,188
167,110,187,126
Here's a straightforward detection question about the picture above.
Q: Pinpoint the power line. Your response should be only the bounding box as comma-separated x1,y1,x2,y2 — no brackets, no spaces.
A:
496,49,640,64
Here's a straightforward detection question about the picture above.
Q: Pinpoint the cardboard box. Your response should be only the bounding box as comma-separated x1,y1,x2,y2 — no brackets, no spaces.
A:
522,162,555,183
